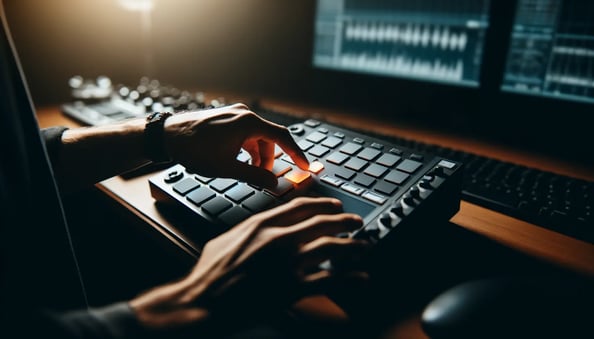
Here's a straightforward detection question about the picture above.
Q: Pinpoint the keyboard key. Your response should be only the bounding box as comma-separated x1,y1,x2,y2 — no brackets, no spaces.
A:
397,159,423,174
219,205,251,226
354,174,376,188
272,161,292,177
202,196,233,216
333,132,345,139
285,169,311,184
308,161,325,174
297,140,314,151
237,151,251,163
172,177,201,195
265,177,294,197
357,147,382,161
389,148,403,155
317,127,329,134
353,137,365,144
326,151,349,165
194,174,214,184
362,191,387,205
335,167,356,180
186,186,216,206
281,154,295,165
321,136,342,149
242,192,276,212
320,175,343,187
344,158,368,172
376,153,401,167
385,170,410,185
274,145,284,158
341,183,365,196
410,154,424,162
364,163,389,178
306,131,327,144
340,142,363,155
304,119,320,127
210,178,238,193
370,142,384,150
309,145,330,158
374,181,398,196
225,184,255,203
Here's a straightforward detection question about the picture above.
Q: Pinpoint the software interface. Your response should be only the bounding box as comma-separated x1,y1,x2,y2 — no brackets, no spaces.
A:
502,0,594,104
313,0,594,104
313,0,491,86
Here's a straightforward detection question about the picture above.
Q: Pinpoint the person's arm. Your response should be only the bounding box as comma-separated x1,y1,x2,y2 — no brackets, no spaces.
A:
48,103,309,193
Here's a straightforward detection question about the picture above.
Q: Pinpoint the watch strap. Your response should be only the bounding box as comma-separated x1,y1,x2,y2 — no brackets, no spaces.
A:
144,112,173,163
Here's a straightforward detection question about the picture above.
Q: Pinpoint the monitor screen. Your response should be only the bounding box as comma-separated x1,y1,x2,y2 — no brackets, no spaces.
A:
501,0,594,104
312,0,491,87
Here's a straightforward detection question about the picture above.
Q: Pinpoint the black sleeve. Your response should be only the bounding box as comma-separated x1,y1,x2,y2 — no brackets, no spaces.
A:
40,126,69,165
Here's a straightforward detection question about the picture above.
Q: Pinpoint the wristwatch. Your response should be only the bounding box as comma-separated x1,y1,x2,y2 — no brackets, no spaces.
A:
144,111,173,163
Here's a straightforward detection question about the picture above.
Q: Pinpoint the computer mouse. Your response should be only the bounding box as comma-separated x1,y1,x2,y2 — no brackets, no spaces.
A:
420,276,593,339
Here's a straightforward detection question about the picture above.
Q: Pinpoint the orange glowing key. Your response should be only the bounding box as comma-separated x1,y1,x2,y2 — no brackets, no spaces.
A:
285,169,311,184
308,161,325,174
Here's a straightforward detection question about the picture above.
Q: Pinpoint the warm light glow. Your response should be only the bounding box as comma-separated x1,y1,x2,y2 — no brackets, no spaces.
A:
117,0,155,12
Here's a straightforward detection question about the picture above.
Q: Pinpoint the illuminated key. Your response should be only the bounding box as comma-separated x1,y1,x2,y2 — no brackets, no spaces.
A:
308,161,325,174
285,169,311,184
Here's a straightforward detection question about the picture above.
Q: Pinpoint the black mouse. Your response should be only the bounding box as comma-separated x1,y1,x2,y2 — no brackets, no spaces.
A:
420,276,593,339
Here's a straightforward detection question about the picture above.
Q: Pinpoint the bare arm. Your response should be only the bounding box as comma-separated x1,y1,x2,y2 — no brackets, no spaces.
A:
51,103,309,193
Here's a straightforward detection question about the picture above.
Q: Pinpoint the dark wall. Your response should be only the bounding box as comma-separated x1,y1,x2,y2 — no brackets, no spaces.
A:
4,0,316,106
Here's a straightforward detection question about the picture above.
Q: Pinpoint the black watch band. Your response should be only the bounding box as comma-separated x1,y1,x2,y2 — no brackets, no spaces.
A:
145,111,173,163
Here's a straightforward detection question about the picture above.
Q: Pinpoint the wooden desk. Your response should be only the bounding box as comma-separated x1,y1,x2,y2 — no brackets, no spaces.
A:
36,102,594,339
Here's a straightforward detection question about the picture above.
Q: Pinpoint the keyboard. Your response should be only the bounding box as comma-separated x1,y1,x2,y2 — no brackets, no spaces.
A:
61,77,593,245
149,119,464,254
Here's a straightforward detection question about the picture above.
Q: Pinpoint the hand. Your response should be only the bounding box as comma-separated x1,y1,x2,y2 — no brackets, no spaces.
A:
130,197,369,333
164,103,309,188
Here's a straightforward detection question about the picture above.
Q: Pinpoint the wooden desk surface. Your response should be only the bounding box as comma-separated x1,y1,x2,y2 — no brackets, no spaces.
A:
36,102,594,339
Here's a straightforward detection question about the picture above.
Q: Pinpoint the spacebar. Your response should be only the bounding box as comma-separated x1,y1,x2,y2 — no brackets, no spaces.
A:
313,185,375,217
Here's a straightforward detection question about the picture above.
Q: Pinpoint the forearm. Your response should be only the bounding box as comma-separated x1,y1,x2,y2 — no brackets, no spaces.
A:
54,118,151,192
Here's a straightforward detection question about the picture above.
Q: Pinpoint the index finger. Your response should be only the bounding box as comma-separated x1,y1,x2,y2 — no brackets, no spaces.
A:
256,118,310,170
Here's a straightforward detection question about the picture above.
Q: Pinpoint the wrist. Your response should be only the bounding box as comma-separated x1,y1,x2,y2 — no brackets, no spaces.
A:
145,112,173,163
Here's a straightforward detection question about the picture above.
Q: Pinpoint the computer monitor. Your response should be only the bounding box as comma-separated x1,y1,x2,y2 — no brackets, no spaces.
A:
309,0,593,166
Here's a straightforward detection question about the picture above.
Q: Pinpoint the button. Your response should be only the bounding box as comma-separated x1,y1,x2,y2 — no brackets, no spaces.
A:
219,206,251,226
344,158,368,172
210,178,238,193
194,174,214,184
225,184,255,203
309,145,330,157
186,186,216,206
354,174,376,188
438,159,457,169
306,131,327,144
281,154,295,165
410,154,424,162
321,136,342,148
389,148,403,155
376,153,401,167
274,145,284,158
288,124,305,136
362,191,387,205
370,142,384,150
318,127,329,134
396,159,423,174
164,170,184,183
353,137,365,144
237,151,251,163
357,147,381,161
297,139,314,151
320,175,343,187
402,193,417,207
272,161,292,177
242,192,276,212
202,196,233,216
335,167,356,180
339,142,363,155
308,161,325,174
364,163,389,178
333,132,345,139
374,181,398,196
385,170,410,185
172,177,201,195
326,151,349,165
304,119,320,127
285,169,311,184
264,177,294,197
341,183,365,196
390,204,405,217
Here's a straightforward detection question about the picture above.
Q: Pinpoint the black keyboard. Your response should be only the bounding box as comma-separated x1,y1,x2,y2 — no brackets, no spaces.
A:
149,119,463,254
61,77,593,245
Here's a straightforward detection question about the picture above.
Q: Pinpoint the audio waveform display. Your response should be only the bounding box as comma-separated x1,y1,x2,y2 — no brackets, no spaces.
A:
313,0,491,86
502,0,594,103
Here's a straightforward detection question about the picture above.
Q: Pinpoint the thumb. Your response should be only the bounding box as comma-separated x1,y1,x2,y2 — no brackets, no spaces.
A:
227,160,278,189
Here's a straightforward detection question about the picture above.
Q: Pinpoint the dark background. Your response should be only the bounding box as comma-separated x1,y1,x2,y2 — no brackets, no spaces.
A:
4,0,593,166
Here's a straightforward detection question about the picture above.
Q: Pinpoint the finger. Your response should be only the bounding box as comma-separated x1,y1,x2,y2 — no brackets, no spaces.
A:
224,160,278,189
242,140,261,167
297,237,370,271
257,139,275,171
256,197,344,227
256,119,310,171
281,213,364,245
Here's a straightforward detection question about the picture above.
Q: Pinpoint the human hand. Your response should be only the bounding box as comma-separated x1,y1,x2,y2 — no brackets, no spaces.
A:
130,197,369,333
164,103,309,188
